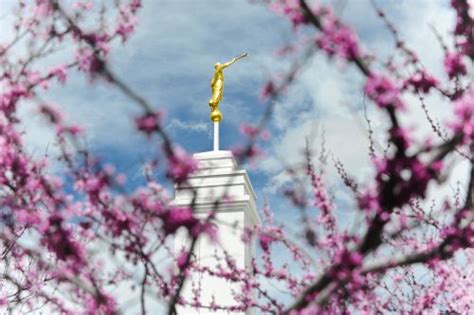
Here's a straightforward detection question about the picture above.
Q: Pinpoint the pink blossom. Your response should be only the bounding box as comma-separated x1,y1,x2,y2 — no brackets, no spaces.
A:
74,172,109,204
48,64,67,84
259,234,274,252
444,52,467,79
375,154,436,209
330,249,363,284
240,123,259,138
232,144,264,164
448,88,474,144
135,111,161,135
258,226,283,252
116,3,139,41
177,250,189,269
239,123,271,141
451,0,473,37
15,209,41,226
403,71,439,93
307,159,335,230
85,293,116,315
316,18,360,60
102,208,137,237
390,126,412,151
130,0,142,12
191,221,217,241
166,146,197,184
269,0,307,28
290,305,320,314
75,48,103,74
41,214,86,271
27,71,42,85
364,74,404,109
57,125,84,136
161,207,197,236
33,0,53,18
80,33,110,55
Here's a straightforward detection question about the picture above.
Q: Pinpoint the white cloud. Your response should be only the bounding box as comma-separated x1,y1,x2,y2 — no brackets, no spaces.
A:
167,118,209,133
257,0,470,214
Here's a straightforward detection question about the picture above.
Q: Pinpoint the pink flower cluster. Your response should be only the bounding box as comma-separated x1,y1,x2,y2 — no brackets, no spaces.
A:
101,207,138,238
75,47,104,74
0,83,28,116
330,249,363,283
84,293,117,315
269,0,307,28
74,171,111,205
451,0,473,55
269,1,361,61
307,161,335,230
374,154,441,210
240,122,271,140
48,64,68,84
403,70,438,94
40,214,86,272
135,111,162,135
161,207,198,235
444,52,467,79
116,0,141,41
166,146,198,184
364,74,404,109
316,11,360,60
232,144,264,164
151,206,216,240
448,88,474,145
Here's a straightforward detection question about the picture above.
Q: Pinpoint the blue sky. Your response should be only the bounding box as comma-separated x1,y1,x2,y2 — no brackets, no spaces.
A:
3,0,469,226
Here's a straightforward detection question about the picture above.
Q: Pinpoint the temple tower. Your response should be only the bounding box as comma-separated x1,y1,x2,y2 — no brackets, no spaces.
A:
173,150,259,314
173,53,258,314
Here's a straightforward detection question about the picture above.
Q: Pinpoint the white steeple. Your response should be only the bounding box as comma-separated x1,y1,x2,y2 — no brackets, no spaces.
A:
173,150,260,314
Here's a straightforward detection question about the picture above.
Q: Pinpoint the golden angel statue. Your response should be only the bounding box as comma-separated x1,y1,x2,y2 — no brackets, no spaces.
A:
208,53,248,122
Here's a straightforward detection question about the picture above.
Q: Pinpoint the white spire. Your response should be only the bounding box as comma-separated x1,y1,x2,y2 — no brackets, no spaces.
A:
213,121,219,151
173,150,260,314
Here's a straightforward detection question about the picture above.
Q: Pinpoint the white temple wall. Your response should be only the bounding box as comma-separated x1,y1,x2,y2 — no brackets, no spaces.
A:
174,151,259,315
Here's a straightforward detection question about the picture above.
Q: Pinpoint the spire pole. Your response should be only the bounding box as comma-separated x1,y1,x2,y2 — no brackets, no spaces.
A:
213,121,219,151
